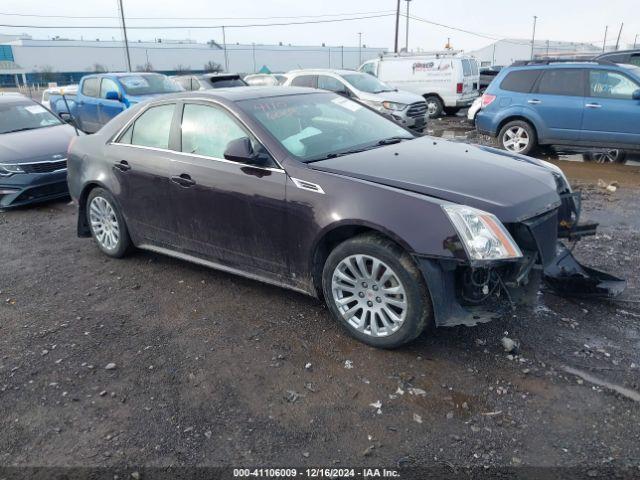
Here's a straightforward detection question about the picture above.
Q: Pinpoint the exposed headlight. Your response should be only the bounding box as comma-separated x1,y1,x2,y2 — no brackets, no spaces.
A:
381,101,407,111
443,205,522,261
0,164,25,177
359,99,384,111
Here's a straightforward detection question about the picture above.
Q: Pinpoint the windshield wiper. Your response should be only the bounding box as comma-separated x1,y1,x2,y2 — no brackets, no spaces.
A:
377,136,414,145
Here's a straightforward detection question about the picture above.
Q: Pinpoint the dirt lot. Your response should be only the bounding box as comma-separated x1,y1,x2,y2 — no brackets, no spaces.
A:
1,117,640,477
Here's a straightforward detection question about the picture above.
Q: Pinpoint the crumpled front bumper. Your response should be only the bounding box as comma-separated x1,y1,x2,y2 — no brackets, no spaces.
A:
414,190,626,328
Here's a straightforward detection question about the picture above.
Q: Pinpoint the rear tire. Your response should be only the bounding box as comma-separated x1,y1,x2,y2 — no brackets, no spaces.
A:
424,96,444,118
322,233,433,349
498,120,537,156
86,188,132,258
582,150,627,164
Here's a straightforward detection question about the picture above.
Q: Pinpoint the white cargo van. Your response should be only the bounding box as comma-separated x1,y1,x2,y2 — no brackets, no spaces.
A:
359,53,480,118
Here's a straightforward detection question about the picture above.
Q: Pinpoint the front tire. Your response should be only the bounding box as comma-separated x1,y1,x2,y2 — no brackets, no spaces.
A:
498,120,537,156
86,188,132,258
582,150,627,164
424,95,444,118
322,234,433,349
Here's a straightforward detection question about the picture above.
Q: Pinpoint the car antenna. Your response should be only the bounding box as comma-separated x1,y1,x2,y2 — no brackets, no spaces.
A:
60,92,80,136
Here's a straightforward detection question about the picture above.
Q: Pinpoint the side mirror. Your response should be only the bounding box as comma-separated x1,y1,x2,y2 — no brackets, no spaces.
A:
224,137,270,167
59,113,73,123
633,89,640,100
105,90,120,101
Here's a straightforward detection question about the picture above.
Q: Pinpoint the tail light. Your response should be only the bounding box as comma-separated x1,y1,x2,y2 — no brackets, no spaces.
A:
481,93,496,108
456,83,463,94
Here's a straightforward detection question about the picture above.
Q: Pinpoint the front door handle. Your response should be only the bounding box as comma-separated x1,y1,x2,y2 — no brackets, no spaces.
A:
171,173,196,188
585,103,602,109
527,99,542,105
113,160,131,172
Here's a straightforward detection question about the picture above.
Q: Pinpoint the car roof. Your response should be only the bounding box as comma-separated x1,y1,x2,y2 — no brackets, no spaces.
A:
147,86,324,102
507,61,628,70
287,69,360,76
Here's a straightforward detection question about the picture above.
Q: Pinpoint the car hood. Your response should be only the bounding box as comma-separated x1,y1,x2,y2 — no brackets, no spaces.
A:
356,89,424,104
0,124,77,164
310,137,561,222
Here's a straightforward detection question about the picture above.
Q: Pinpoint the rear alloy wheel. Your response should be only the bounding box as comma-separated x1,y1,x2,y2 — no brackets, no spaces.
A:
583,150,627,164
424,95,444,118
87,188,132,258
498,120,537,156
322,234,433,349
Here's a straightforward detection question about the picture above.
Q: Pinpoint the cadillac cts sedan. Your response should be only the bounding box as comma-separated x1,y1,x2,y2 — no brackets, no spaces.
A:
67,87,624,348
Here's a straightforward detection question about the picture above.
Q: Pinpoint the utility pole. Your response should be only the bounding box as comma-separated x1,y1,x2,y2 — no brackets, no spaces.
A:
358,32,363,66
341,45,344,69
394,0,401,53
530,16,537,60
117,0,132,72
615,22,624,50
404,0,412,52
603,25,608,52
634,34,638,48
221,26,229,72
252,42,256,73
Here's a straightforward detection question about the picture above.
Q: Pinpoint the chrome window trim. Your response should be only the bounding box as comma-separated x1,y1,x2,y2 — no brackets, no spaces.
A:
109,96,285,171
108,143,285,174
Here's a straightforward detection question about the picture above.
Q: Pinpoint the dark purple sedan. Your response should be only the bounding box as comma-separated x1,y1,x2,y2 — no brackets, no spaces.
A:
66,87,624,348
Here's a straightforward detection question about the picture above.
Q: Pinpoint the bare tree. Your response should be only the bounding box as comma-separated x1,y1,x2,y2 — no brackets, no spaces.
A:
39,65,56,83
173,64,191,74
203,61,223,73
135,62,154,72
92,63,108,73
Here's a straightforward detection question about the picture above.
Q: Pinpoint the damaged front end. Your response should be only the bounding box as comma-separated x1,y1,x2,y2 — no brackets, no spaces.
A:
415,176,625,328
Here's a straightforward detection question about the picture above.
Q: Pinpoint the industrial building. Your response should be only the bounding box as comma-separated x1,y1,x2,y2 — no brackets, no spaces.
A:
469,38,606,66
0,34,387,86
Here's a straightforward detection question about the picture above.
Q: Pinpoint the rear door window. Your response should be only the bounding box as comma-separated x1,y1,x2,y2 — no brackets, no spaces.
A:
81,77,99,97
500,70,542,93
536,69,585,96
589,70,640,99
291,75,318,88
119,104,175,148
461,59,471,76
469,59,479,76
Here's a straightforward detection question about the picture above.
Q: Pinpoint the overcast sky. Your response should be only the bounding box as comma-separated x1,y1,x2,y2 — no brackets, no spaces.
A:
1,0,638,51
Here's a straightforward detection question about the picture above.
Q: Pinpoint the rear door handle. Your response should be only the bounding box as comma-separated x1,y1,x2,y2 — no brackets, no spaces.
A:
585,103,602,108
171,173,196,188
113,160,131,172
527,99,541,105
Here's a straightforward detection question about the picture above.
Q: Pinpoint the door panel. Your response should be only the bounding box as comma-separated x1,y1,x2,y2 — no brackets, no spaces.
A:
108,103,179,247
98,78,126,126
581,69,640,146
529,69,585,142
78,77,101,132
169,102,288,276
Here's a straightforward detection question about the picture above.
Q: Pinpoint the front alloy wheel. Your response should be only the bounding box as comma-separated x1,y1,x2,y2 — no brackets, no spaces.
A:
331,254,407,337
322,233,433,349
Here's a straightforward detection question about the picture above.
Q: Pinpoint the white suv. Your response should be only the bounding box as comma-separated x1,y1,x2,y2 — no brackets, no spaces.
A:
284,69,428,131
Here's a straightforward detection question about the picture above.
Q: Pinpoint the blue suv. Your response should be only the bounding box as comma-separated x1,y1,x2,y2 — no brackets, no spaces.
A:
475,61,640,159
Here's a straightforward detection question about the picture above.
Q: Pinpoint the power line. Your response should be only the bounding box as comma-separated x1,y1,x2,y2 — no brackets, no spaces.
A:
0,9,395,21
0,13,395,30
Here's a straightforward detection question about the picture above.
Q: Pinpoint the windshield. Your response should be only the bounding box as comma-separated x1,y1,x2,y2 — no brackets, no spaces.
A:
238,92,414,162
342,73,394,93
118,74,183,95
0,101,62,134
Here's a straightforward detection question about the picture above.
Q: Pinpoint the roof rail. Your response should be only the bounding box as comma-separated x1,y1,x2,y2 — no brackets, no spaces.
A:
511,58,615,66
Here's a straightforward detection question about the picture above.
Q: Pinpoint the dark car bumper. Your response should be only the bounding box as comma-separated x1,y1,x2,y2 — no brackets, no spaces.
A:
0,170,69,209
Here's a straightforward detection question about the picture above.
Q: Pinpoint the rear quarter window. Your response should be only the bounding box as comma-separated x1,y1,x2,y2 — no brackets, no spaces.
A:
499,70,542,93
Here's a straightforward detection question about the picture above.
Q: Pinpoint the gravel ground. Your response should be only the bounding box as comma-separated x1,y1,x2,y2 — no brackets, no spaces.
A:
1,117,640,477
